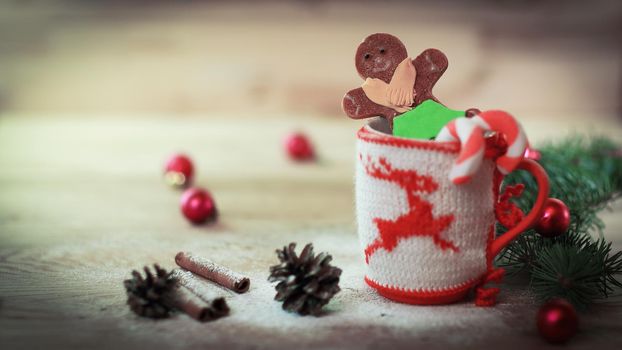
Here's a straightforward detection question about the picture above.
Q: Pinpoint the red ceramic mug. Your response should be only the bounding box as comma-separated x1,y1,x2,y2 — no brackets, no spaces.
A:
355,119,550,305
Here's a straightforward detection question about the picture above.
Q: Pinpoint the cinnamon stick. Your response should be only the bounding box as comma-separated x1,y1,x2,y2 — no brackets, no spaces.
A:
165,285,229,322
171,268,230,317
175,252,250,293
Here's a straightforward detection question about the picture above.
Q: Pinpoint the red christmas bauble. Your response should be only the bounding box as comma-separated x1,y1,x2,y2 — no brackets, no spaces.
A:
180,187,217,224
164,154,194,188
484,132,508,159
534,198,570,238
284,132,315,161
537,299,578,343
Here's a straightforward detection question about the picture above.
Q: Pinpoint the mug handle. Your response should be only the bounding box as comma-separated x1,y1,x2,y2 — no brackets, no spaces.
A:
490,159,550,257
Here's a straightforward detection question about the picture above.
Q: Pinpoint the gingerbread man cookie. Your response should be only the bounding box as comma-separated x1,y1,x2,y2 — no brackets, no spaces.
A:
341,33,448,128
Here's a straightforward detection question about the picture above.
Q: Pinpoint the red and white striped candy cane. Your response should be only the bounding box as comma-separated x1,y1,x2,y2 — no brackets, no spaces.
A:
436,118,485,184
471,110,527,174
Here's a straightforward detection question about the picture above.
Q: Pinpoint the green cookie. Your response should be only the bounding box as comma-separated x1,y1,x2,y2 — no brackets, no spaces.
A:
393,100,464,140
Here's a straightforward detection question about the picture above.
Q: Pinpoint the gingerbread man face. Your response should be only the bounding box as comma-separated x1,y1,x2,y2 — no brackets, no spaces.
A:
355,33,408,83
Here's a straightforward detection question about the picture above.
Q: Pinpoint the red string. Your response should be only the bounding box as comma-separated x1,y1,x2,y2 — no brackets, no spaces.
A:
495,184,525,230
475,268,505,307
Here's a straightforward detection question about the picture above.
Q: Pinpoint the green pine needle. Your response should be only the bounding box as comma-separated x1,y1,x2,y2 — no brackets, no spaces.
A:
532,243,602,309
496,135,622,310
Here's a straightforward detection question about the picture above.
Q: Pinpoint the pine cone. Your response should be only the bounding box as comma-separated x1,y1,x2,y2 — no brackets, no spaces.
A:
268,243,342,316
123,264,177,319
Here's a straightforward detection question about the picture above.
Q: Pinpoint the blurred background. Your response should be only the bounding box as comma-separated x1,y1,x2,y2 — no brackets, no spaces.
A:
1,0,621,120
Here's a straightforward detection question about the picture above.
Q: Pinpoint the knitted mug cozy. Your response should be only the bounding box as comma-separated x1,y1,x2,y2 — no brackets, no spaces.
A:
355,119,549,305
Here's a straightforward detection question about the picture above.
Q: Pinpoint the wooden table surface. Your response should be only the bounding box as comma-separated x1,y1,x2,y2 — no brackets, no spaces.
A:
1,114,621,349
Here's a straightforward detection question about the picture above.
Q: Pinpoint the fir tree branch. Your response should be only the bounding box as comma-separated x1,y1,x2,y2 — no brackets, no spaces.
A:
496,135,622,309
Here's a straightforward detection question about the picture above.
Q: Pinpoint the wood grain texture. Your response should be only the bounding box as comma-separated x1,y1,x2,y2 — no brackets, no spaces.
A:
0,115,621,349
0,1,620,118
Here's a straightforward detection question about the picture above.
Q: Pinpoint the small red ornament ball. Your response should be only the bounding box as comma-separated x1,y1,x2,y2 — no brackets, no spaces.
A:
284,132,315,161
535,198,570,237
180,187,217,224
164,154,194,188
537,299,578,344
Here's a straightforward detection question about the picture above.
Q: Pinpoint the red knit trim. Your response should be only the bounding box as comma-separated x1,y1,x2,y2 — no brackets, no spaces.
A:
495,184,525,230
365,276,478,305
476,160,550,306
475,286,500,306
474,267,506,306
361,155,456,263
489,159,550,257
357,125,460,153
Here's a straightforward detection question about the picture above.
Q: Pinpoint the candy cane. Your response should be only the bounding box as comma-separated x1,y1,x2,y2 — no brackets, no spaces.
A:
436,118,485,184
471,110,527,174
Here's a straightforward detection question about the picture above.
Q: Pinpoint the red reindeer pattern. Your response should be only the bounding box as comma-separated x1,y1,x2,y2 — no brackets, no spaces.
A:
361,155,458,263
